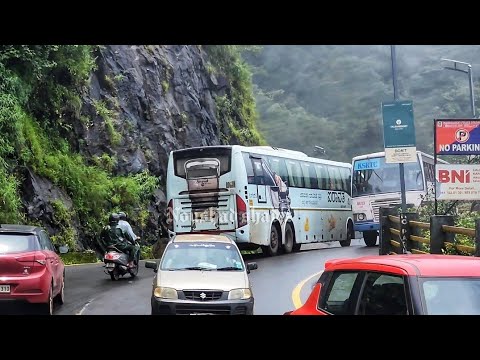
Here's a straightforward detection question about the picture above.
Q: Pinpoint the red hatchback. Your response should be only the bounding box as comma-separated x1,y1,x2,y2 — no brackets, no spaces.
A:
0,224,67,315
286,254,480,315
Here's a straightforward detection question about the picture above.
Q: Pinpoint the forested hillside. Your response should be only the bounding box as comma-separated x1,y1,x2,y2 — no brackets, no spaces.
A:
246,45,480,162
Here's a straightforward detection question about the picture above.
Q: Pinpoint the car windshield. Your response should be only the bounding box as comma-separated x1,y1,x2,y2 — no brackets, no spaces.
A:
421,277,480,315
160,241,244,271
0,233,37,254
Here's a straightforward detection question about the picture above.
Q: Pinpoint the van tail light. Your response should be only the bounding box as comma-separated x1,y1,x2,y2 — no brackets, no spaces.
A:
236,194,247,228
167,199,173,231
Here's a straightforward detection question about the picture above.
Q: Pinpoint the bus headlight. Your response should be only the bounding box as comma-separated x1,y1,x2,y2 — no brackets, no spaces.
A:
153,287,178,299
228,288,252,300
356,213,366,221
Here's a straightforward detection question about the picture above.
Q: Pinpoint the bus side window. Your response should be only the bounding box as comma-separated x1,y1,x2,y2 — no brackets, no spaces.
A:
315,164,328,190
251,158,265,185
308,163,319,189
276,158,290,186
327,167,341,191
242,152,255,184
286,160,304,187
340,168,351,195
301,162,312,189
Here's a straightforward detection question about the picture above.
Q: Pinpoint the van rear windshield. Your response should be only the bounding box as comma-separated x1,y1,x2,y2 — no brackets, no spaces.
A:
173,147,232,179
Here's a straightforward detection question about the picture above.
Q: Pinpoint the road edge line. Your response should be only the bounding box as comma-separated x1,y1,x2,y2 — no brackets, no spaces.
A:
291,271,324,309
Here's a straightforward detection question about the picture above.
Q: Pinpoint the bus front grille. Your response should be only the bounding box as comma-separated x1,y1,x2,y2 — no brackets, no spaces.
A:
371,198,401,223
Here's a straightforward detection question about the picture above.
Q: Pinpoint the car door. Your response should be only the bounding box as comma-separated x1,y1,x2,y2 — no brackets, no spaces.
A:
317,271,366,315
355,272,412,315
38,231,60,293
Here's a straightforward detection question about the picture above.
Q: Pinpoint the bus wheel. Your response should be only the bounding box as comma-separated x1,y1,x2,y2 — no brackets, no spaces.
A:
364,231,378,247
340,222,353,247
283,223,294,254
262,226,279,257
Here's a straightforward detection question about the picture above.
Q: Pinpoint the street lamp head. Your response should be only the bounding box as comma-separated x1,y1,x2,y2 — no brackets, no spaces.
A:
441,58,472,67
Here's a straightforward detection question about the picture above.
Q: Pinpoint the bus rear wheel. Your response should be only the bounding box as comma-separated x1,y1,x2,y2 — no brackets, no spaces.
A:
283,223,294,254
262,226,279,257
364,231,378,247
340,222,353,247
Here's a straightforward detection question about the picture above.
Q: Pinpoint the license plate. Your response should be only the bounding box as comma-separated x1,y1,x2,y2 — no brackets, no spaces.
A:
0,285,10,293
106,263,115,268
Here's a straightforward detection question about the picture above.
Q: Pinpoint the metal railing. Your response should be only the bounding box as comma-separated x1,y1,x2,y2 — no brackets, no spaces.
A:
378,206,480,256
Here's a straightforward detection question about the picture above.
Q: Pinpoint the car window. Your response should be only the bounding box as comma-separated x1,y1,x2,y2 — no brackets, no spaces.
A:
357,273,408,315
160,241,244,271
319,271,362,315
422,277,480,315
38,231,55,251
0,233,37,254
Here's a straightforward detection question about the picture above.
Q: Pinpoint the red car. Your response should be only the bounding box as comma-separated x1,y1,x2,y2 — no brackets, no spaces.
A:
0,224,68,315
285,254,480,315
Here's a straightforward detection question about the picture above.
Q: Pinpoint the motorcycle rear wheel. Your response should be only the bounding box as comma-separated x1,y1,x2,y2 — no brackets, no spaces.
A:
110,268,120,281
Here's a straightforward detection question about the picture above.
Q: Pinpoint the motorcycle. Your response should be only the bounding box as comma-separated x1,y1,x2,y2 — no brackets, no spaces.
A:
103,241,141,281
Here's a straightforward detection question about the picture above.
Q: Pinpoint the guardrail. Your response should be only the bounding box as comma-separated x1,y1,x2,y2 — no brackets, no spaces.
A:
378,206,480,256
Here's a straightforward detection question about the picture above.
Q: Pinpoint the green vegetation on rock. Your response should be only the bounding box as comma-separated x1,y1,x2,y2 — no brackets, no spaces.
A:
204,45,266,146
0,45,159,250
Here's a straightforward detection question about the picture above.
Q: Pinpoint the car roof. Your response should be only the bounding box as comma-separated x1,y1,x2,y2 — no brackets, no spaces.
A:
325,254,480,277
0,224,40,234
172,233,235,244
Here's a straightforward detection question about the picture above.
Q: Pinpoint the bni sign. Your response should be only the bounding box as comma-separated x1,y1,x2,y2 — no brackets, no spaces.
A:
381,100,416,163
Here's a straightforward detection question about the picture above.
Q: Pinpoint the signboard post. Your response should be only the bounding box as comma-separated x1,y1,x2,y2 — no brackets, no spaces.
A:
382,100,417,220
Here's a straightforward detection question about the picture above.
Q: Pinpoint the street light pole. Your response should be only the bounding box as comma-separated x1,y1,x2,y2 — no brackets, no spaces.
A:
441,58,476,118
391,45,407,213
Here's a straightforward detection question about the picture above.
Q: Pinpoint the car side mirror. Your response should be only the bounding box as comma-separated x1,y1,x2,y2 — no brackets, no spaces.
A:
246,262,258,273
58,245,69,254
145,261,158,272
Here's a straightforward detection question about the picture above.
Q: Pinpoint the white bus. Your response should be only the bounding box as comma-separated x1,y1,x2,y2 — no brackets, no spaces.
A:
166,145,354,256
351,151,448,247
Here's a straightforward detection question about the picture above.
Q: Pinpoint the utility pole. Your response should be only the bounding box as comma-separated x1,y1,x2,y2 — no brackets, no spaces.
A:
391,45,407,213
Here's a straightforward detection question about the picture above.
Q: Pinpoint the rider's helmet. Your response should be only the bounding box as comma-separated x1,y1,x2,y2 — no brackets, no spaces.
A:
109,213,120,224
118,211,127,221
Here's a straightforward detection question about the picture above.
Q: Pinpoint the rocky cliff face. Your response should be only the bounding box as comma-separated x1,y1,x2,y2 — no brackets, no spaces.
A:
19,45,256,251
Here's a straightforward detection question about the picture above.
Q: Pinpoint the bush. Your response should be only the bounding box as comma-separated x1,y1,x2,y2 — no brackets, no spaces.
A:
60,250,99,265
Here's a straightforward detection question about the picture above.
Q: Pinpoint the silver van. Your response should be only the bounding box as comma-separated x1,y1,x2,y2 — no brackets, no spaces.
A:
146,233,258,315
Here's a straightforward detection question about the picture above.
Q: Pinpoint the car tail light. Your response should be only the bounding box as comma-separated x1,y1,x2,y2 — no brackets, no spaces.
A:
34,253,47,266
29,253,47,274
236,194,247,228
167,199,173,231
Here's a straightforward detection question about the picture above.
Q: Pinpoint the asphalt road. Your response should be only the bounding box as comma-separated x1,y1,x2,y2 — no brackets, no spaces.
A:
42,238,378,315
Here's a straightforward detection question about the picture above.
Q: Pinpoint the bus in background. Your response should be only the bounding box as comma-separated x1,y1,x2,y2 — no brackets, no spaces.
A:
166,145,354,256
351,151,448,247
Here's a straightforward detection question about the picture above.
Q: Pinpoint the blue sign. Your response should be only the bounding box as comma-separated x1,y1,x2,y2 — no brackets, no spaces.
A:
382,100,416,148
354,159,381,171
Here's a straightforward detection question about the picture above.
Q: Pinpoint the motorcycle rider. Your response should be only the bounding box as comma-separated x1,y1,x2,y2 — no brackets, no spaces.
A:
101,213,136,268
118,211,138,241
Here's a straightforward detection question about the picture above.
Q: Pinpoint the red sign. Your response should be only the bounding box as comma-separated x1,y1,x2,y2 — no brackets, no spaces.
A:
435,119,480,155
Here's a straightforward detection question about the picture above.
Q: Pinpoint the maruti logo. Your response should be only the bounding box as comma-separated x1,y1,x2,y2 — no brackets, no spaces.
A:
438,170,471,183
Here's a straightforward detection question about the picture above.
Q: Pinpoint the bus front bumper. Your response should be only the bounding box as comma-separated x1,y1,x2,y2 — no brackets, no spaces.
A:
354,222,380,232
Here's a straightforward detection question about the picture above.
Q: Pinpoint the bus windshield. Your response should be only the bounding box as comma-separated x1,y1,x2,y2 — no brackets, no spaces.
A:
352,156,423,197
